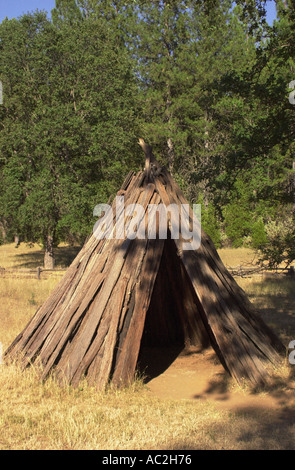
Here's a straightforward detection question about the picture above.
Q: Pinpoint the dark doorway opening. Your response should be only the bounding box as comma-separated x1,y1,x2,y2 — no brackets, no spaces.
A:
137,235,210,382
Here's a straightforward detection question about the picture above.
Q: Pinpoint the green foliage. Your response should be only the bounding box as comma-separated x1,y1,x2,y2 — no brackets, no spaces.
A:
223,202,252,248
0,0,294,268
257,209,295,269
250,217,268,250
197,196,222,248
0,9,141,262
51,0,83,26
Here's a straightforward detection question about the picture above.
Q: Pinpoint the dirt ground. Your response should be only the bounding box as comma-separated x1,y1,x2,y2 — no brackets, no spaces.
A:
140,347,295,449
144,346,294,403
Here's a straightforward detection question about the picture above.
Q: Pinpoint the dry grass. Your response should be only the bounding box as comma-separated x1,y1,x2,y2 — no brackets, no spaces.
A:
0,242,80,269
0,277,59,349
218,247,258,268
0,243,295,450
0,364,228,450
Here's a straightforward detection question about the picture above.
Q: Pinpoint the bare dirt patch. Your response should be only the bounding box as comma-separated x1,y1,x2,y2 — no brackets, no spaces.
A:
145,346,295,411
143,347,295,449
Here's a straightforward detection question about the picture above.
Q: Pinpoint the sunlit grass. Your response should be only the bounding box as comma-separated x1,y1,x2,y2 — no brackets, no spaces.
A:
0,360,229,450
0,242,80,269
0,277,60,349
218,247,258,268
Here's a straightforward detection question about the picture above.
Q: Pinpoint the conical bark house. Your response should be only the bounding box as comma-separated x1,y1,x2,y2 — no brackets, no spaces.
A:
5,141,285,388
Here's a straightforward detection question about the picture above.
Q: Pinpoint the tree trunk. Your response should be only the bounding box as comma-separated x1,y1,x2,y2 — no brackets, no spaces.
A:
0,221,7,243
14,234,20,247
167,137,175,174
44,233,55,270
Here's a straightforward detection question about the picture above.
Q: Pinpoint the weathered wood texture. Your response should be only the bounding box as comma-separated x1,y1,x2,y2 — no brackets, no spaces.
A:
5,155,285,388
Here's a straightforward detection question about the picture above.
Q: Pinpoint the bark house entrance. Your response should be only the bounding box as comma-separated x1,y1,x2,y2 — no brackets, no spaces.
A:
5,140,285,389
137,233,221,382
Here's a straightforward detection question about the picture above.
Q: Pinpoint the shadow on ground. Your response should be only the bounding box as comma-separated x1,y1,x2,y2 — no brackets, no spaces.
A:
161,403,295,449
13,245,82,269
245,276,295,345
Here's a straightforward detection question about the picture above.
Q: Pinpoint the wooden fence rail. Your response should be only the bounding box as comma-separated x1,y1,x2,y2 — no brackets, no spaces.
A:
0,265,294,280
227,265,295,278
0,267,67,280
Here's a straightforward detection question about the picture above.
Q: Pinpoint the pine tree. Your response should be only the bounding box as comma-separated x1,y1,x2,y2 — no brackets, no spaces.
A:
51,0,83,26
132,1,256,206
0,10,140,267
